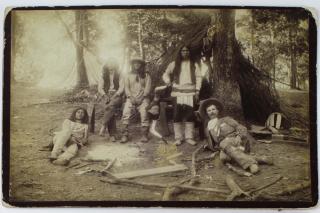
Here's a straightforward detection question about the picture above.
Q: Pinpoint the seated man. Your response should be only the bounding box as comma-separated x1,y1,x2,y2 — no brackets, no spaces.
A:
121,57,152,143
97,60,124,142
198,98,259,174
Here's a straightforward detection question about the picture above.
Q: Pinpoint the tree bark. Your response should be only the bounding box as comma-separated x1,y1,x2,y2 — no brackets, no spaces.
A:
289,20,297,89
270,27,276,89
137,14,145,60
211,9,243,117
75,10,89,89
250,10,255,65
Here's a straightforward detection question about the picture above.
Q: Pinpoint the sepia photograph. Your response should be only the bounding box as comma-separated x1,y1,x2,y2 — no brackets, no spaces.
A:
2,6,317,207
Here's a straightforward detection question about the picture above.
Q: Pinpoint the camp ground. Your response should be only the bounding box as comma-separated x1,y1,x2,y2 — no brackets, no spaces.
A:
4,7,315,205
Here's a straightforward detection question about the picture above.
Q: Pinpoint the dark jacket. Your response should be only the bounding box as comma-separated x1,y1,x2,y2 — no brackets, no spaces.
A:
102,70,120,93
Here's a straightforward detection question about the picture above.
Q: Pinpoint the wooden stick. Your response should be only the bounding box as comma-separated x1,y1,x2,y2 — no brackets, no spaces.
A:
191,145,203,177
162,177,193,201
100,176,229,194
64,162,81,171
253,180,310,201
162,145,203,201
101,158,117,172
249,175,282,194
74,163,94,169
166,152,183,160
112,164,188,179
225,175,250,201
273,180,310,196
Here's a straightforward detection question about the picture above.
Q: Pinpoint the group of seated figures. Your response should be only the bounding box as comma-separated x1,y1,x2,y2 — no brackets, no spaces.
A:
47,45,269,176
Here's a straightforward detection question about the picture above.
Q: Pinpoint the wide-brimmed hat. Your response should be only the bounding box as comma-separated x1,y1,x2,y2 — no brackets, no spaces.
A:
198,98,223,120
130,57,145,65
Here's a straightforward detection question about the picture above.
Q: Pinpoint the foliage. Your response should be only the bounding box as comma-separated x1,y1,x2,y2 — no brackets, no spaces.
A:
236,9,309,90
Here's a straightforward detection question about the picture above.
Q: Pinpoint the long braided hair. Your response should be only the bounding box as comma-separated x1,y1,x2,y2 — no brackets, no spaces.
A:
172,45,196,83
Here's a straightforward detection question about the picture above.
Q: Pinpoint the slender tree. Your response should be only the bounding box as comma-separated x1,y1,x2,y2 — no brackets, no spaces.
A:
75,10,89,89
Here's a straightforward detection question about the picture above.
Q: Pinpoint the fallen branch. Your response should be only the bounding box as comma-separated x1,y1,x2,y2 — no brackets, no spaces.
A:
162,145,203,200
73,163,94,169
64,162,81,171
101,158,117,175
274,180,310,196
253,180,310,201
162,177,193,201
112,164,188,179
249,175,282,194
166,152,183,160
100,176,229,194
225,175,250,201
191,145,204,177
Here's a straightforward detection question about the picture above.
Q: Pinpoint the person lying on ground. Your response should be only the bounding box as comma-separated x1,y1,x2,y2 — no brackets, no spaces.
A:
198,98,259,174
49,107,89,166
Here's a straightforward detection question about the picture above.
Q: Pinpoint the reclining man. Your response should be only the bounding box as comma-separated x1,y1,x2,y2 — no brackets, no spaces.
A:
198,98,260,174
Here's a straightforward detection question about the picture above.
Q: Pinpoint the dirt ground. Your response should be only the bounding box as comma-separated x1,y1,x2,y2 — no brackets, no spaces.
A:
6,85,313,203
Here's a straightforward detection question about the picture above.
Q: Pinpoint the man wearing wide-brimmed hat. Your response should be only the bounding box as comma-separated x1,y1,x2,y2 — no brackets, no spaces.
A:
199,98,260,174
120,57,152,143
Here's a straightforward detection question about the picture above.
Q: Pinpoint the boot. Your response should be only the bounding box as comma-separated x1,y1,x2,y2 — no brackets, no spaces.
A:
141,126,149,143
120,124,129,143
173,122,183,145
185,122,197,146
52,144,78,166
254,155,273,165
42,141,53,151
249,164,259,174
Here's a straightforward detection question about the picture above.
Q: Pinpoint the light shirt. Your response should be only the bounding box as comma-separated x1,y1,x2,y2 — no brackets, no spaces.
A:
162,61,205,107
207,118,220,138
58,119,88,140
179,61,192,85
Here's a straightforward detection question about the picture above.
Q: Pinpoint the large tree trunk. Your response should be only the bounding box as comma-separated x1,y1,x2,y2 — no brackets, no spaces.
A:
75,10,89,89
211,9,243,118
270,27,276,89
289,23,298,89
250,10,255,65
137,14,145,60
151,9,280,123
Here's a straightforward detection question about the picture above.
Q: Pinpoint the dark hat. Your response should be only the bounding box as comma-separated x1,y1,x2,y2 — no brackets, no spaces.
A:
198,98,223,120
130,57,145,65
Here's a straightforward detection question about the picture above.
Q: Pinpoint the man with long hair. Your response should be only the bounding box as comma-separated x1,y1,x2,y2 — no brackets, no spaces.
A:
121,57,152,143
162,45,202,146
